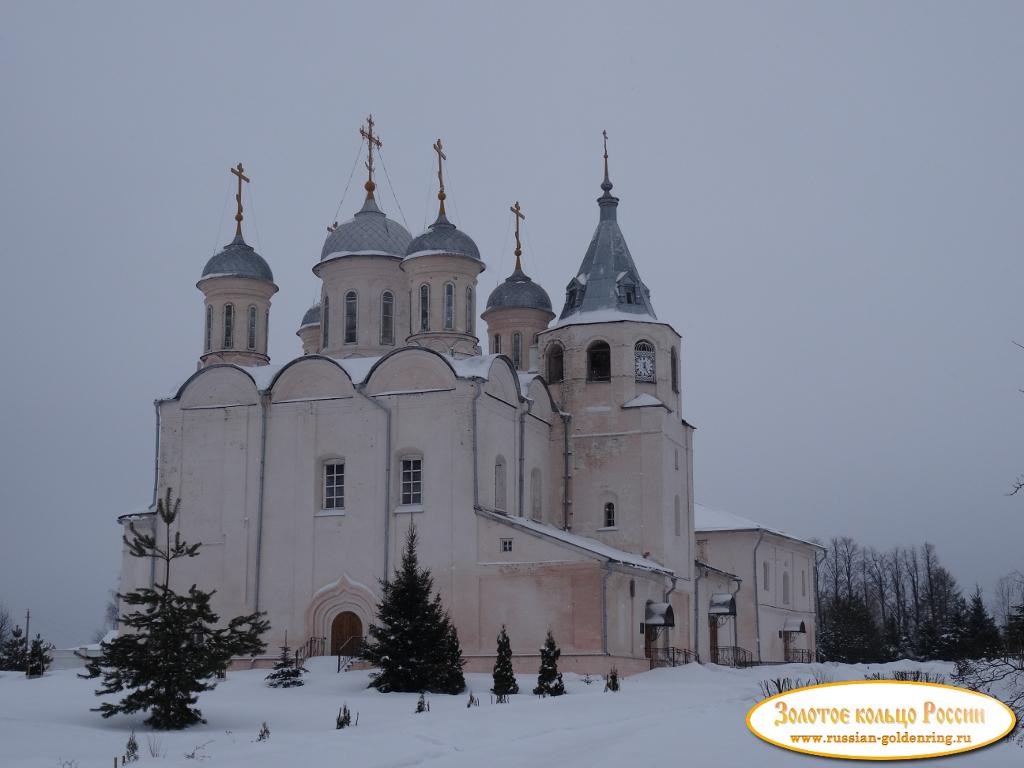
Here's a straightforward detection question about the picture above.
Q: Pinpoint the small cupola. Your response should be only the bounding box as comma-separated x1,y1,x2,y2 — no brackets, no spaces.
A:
296,302,321,355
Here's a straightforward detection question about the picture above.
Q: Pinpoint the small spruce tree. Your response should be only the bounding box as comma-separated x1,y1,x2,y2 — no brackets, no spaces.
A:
604,666,620,692
125,730,139,763
0,625,27,671
361,524,465,693
336,704,353,729
492,625,518,698
533,631,565,696
26,634,54,677
265,643,306,688
958,588,1002,659
81,489,269,729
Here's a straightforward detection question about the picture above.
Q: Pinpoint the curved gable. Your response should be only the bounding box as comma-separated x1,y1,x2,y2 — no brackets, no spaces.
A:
527,377,558,418
270,356,355,403
482,356,521,405
177,365,258,409
364,347,457,396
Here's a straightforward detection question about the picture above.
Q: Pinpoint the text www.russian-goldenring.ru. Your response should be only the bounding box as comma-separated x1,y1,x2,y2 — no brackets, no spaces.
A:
790,732,973,747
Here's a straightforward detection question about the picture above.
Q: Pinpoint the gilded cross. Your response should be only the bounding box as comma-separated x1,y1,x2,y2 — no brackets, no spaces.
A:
359,114,383,195
433,138,447,216
602,129,609,180
231,163,250,237
510,201,525,270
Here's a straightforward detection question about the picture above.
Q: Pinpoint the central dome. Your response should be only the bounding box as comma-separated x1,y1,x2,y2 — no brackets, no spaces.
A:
321,196,412,261
406,213,480,260
485,266,552,313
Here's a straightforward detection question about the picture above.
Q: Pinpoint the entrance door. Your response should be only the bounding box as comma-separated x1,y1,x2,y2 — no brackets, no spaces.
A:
331,612,363,656
644,625,657,659
708,616,719,663
783,630,794,662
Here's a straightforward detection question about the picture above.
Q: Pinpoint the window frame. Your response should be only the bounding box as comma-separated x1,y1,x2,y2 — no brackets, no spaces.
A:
322,295,330,348
587,340,611,382
380,290,395,346
500,538,513,553
546,343,564,383
634,340,656,382
204,305,212,352
782,571,791,605
493,333,501,354
400,455,423,506
443,282,455,330
465,286,474,334
344,291,358,344
419,284,430,332
323,460,345,511
530,468,542,521
762,561,770,591
670,346,680,393
511,332,522,369
494,456,507,512
247,305,258,350
603,501,616,528
222,303,234,349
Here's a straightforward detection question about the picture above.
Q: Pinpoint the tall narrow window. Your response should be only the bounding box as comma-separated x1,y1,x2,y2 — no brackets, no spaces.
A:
323,461,344,510
670,346,680,393
603,502,616,528
530,468,542,520
265,310,270,350
443,282,454,330
465,286,474,334
401,456,422,505
380,291,395,345
674,495,681,536
493,334,501,354
494,457,507,512
587,341,610,381
546,344,564,383
763,562,770,590
222,304,234,349
204,305,212,352
783,572,791,605
511,332,522,369
344,291,357,343
634,340,656,382
247,305,258,350
801,570,807,597
322,296,330,348
419,284,430,331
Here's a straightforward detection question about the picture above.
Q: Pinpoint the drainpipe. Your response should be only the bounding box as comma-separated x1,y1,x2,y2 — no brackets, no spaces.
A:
601,563,611,655
253,393,271,613
692,567,703,662
731,577,742,647
664,575,678,656
752,530,765,663
358,387,392,580
517,401,529,517
813,548,826,659
560,412,572,530
471,381,483,507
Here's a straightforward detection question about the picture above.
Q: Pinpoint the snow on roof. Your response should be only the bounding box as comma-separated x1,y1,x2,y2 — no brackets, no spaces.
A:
551,308,660,329
446,353,501,379
622,393,667,409
482,511,673,575
694,503,823,549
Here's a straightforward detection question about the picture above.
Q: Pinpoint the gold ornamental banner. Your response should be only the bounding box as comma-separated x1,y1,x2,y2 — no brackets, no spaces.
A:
747,680,1016,761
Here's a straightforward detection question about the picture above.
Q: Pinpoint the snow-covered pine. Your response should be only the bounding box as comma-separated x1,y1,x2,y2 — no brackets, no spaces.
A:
491,625,519,698
265,644,307,688
533,631,565,697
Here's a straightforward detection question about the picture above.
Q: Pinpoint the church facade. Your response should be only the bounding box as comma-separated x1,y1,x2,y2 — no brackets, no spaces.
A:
117,121,812,674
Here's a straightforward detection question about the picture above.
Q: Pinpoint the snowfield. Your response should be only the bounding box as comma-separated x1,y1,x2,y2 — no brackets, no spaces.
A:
0,658,1017,767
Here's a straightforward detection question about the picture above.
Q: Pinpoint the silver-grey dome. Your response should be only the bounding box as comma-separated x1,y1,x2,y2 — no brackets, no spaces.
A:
321,195,412,261
406,213,480,260
201,232,274,282
486,267,553,313
300,303,321,327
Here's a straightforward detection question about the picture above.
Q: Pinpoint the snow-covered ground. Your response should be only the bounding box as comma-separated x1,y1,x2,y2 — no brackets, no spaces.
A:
0,659,1017,767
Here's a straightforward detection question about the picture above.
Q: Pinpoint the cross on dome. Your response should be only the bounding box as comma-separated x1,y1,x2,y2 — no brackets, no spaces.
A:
359,114,383,199
230,163,249,238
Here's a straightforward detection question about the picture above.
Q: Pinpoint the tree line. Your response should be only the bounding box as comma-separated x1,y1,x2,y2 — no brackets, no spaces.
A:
816,536,1024,663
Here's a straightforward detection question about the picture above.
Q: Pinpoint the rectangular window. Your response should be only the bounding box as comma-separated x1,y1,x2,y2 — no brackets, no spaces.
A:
801,570,807,597
222,304,234,349
324,462,344,509
401,457,422,505
205,305,212,352
762,561,770,590
344,292,357,344
419,285,429,331
247,306,257,350
500,538,513,553
603,502,616,528
380,291,395,345
443,283,454,330
512,332,522,369
783,572,791,605
493,334,501,354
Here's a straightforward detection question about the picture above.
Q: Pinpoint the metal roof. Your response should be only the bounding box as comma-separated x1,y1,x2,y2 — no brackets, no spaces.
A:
201,232,274,282
320,195,412,260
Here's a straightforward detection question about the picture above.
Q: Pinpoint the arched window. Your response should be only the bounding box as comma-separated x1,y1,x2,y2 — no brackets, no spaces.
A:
783,572,791,605
322,296,330,348
204,305,212,352
443,282,455,330
674,495,681,536
494,456,507,512
587,341,610,381
419,284,430,331
265,310,270,350
511,332,522,369
546,344,564,383
493,334,501,354
380,291,395,345
634,340,655,382
222,303,234,349
465,286,474,334
530,468,542,520
247,305,258,350
671,346,680,393
603,502,616,528
344,291,357,343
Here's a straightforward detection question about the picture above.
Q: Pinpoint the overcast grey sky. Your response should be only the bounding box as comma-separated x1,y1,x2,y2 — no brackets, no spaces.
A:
2,1,1022,646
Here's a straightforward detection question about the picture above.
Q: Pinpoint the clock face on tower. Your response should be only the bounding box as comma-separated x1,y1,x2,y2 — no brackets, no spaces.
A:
635,351,656,382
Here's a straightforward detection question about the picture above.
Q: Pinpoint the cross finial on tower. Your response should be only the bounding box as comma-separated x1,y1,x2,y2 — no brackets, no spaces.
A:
359,114,383,199
433,138,447,217
510,201,526,271
231,163,250,237
600,129,613,194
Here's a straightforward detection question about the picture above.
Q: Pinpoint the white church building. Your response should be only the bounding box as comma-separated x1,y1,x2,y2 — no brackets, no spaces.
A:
117,121,818,674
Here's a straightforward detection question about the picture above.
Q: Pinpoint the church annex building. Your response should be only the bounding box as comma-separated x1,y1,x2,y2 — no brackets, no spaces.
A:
117,119,820,674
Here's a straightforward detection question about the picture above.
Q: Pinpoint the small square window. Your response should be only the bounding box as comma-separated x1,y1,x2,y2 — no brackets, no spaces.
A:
500,538,513,553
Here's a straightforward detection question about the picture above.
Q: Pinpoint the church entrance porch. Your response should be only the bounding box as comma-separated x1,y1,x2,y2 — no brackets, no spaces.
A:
331,611,363,657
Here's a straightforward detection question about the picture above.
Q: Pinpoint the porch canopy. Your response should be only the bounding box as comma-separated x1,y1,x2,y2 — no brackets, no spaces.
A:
783,618,806,633
708,593,736,616
645,601,675,627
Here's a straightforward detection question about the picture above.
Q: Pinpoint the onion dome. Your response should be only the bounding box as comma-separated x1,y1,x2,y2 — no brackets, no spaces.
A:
299,302,321,328
320,195,412,261
406,211,480,260
486,264,552,313
201,231,274,282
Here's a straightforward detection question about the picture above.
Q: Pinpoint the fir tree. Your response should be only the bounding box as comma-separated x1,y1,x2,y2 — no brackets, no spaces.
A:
818,596,883,663
265,644,306,688
0,625,27,671
958,588,1002,659
26,633,54,677
1006,603,1024,654
491,625,518,698
81,489,269,729
361,524,465,693
124,730,139,763
533,631,565,696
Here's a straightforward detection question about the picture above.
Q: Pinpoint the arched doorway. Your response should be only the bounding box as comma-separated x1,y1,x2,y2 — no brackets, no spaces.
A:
331,611,363,656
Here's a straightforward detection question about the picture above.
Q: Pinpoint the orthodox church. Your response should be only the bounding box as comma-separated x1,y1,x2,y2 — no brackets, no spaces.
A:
117,118,815,674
